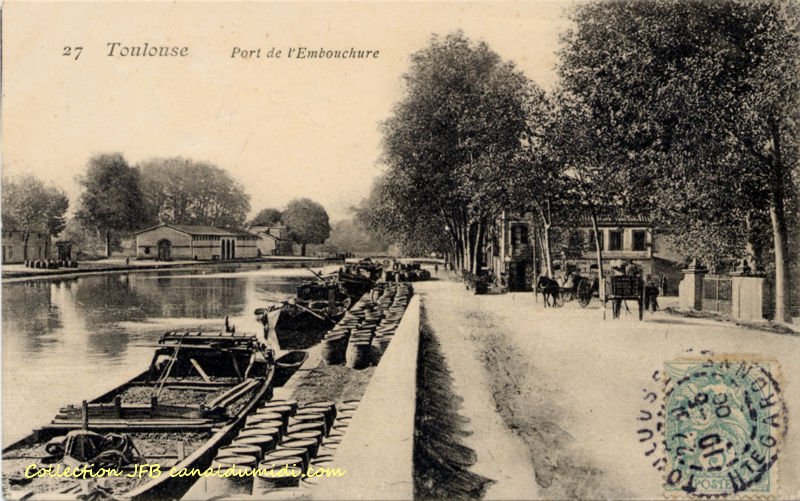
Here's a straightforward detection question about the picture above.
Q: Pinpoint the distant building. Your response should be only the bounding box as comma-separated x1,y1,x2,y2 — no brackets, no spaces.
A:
486,209,685,294
551,212,684,294
135,224,259,261
1,230,48,263
487,212,537,291
248,225,294,256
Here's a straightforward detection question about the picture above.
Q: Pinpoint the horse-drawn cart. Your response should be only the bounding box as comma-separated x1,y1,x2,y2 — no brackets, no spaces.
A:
604,275,645,320
537,274,598,308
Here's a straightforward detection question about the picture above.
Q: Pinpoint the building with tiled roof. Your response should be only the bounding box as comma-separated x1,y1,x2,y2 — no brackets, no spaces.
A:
134,223,258,261
486,208,685,294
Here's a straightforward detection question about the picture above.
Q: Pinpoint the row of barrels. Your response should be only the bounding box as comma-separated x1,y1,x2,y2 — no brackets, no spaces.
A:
321,282,413,369
204,398,360,497
24,259,78,269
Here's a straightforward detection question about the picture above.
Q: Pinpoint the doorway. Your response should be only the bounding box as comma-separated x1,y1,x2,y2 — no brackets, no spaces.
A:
157,239,171,261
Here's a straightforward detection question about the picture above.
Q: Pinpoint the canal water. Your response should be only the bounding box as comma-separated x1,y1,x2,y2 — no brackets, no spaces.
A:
1,263,321,445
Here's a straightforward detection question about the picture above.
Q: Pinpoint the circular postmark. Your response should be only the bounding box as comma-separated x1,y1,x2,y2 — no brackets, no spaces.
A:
663,357,787,497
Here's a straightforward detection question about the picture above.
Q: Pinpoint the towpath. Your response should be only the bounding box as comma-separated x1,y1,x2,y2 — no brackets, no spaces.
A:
415,274,800,499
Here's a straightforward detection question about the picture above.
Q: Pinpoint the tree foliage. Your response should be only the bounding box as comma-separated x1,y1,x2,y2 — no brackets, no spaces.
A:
324,218,390,255
250,208,283,227
2,174,69,259
377,31,539,272
558,0,799,320
76,154,148,257
281,198,331,255
138,157,250,229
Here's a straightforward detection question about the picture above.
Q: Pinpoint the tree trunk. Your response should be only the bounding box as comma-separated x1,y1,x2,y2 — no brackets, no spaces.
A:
471,221,483,275
768,120,792,323
744,213,757,270
537,224,548,275
461,225,471,273
590,211,606,302
301,243,307,256
536,204,553,278
105,230,112,258
532,218,539,301
769,189,791,323
23,231,30,261
542,224,553,278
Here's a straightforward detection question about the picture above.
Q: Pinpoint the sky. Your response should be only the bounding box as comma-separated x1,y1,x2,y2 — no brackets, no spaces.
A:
1,1,574,221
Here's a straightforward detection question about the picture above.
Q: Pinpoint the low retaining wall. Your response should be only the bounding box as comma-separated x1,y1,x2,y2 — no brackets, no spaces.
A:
310,294,420,500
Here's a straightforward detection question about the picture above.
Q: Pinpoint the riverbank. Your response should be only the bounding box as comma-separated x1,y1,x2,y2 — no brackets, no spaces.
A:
1,256,337,283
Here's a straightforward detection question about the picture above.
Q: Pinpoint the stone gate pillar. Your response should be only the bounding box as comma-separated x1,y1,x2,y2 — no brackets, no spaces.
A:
679,260,707,311
730,275,765,321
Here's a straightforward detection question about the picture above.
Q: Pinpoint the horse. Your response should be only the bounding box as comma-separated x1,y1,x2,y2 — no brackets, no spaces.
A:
537,275,560,307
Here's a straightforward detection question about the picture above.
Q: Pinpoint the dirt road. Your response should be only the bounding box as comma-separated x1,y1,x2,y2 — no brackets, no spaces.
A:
415,276,800,499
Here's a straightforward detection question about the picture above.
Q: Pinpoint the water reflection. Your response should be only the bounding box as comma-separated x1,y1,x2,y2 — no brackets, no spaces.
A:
1,264,312,444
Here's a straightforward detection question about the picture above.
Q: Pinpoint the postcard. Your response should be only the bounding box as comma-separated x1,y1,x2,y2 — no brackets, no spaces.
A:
2,1,798,499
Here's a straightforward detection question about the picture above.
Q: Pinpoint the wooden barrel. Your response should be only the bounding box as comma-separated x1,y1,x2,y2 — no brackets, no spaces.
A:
232,434,277,455
262,399,298,413
289,413,333,435
319,443,340,454
270,446,310,471
246,412,283,426
327,428,346,440
289,412,326,428
346,340,371,369
301,402,337,429
205,455,255,497
283,430,324,448
253,457,304,494
287,421,326,436
239,425,281,440
280,437,319,459
332,423,350,435
214,453,258,469
311,458,334,469
218,444,263,460
322,335,347,365
258,405,293,422
248,417,286,435
297,408,335,432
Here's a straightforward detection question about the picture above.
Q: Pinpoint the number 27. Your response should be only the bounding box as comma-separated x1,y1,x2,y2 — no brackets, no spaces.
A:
63,46,83,60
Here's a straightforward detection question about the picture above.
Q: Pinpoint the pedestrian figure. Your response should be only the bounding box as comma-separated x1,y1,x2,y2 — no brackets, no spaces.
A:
125,257,130,267
434,263,439,276
645,276,660,312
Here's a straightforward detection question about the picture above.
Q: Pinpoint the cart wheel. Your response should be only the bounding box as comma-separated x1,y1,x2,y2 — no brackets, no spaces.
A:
577,280,591,308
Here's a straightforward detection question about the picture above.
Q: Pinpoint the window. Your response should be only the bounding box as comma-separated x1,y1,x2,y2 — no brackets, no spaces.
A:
609,231,623,251
632,230,646,251
512,225,528,245
588,230,604,250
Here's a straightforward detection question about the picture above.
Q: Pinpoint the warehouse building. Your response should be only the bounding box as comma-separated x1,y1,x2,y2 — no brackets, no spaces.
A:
135,224,259,261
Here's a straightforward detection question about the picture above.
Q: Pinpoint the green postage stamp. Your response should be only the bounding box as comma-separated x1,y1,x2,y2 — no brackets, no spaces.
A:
664,357,786,498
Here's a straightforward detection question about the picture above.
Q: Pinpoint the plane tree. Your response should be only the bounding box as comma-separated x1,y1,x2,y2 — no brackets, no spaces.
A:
1,174,69,260
138,157,250,229
282,198,331,256
76,153,148,258
380,31,538,273
558,0,799,321
250,208,283,227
